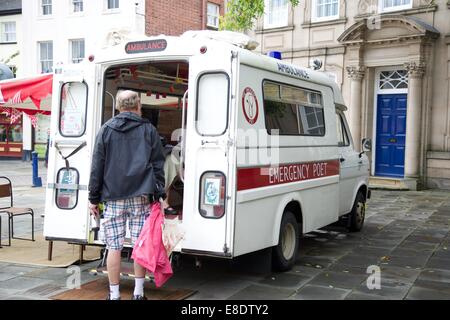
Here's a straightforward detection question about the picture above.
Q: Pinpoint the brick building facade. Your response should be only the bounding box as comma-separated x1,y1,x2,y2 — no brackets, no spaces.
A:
146,0,224,36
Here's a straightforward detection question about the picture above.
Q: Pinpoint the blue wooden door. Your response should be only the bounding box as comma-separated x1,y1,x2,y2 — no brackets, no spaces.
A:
375,94,407,177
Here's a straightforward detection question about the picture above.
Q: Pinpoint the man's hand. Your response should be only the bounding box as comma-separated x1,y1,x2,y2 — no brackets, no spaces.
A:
89,203,99,216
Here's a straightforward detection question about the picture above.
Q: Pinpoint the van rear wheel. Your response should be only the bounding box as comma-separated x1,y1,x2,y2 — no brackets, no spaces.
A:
349,192,366,232
272,211,299,272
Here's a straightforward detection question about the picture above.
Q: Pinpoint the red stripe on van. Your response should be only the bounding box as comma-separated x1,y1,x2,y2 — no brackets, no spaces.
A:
237,159,340,191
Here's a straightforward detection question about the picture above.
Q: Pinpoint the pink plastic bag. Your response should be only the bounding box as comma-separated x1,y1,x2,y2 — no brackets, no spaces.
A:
131,201,173,288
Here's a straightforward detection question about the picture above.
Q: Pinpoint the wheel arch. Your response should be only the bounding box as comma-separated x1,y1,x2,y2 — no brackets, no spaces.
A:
271,193,303,246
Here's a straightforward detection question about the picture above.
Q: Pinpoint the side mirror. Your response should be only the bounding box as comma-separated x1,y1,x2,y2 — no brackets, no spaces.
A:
362,138,372,152
359,138,372,158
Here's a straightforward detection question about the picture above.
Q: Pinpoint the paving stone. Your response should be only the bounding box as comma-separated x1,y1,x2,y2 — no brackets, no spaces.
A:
0,272,18,282
345,292,390,300
336,254,381,269
24,268,71,280
227,285,295,300
351,246,392,257
21,283,67,298
0,288,19,299
0,276,50,291
326,263,368,276
425,257,450,271
291,284,351,300
379,254,429,269
412,279,450,294
188,278,253,300
398,240,439,251
296,256,334,270
308,271,366,289
0,264,44,276
406,286,450,300
287,265,323,278
353,278,411,299
417,269,450,284
3,295,45,300
259,273,311,289
379,266,421,284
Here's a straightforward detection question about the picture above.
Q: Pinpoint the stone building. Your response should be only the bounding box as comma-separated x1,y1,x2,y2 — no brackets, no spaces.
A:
252,0,450,190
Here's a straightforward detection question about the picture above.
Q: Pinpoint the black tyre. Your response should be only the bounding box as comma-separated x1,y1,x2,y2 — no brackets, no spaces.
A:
272,211,299,271
349,191,366,232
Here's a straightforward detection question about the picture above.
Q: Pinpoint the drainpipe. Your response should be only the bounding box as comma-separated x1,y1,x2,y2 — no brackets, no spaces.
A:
201,0,206,30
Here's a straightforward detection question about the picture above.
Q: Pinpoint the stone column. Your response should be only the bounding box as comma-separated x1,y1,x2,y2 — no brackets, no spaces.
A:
346,66,366,150
404,61,426,178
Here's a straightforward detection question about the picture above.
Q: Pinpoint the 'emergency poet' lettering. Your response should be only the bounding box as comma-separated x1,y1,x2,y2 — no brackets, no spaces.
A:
237,160,339,191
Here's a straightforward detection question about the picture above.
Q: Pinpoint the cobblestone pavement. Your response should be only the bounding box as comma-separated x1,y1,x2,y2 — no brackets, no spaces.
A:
0,160,450,300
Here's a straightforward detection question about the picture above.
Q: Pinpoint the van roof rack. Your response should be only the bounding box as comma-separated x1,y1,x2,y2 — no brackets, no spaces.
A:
181,30,259,50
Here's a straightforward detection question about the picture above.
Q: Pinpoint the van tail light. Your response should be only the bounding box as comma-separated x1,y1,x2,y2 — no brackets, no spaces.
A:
199,172,226,218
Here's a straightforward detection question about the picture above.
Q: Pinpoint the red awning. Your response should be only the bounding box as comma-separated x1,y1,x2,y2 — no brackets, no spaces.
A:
0,74,52,116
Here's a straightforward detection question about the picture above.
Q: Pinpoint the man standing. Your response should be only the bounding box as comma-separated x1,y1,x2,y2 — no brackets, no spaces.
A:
88,90,165,300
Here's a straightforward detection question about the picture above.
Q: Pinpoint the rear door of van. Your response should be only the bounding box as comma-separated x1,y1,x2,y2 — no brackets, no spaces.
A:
180,46,238,257
43,64,97,242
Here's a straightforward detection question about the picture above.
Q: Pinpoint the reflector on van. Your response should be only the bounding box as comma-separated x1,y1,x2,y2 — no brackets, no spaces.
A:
199,172,226,219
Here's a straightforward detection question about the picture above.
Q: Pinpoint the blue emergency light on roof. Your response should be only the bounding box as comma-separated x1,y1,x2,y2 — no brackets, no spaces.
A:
267,51,282,60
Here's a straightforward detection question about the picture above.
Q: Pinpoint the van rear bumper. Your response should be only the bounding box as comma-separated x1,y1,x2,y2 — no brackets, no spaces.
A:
45,236,88,244
181,248,232,258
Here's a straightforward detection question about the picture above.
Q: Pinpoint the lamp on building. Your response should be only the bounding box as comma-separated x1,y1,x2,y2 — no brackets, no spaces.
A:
311,59,323,71
0,64,14,80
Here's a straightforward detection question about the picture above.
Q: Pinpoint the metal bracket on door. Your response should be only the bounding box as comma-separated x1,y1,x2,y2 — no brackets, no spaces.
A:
47,183,88,191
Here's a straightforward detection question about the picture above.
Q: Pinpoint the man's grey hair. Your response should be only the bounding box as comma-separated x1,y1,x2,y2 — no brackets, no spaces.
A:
116,90,140,111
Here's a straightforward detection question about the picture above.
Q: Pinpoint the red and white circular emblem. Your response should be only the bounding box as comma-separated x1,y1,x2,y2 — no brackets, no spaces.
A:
242,87,259,125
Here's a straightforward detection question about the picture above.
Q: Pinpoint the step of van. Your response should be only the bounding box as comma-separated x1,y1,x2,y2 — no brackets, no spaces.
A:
369,176,417,191
89,261,156,283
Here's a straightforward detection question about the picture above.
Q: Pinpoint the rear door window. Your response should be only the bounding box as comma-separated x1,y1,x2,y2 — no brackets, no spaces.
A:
59,82,88,137
196,72,230,136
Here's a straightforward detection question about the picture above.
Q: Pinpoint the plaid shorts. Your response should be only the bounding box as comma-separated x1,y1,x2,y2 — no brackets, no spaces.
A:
102,196,150,251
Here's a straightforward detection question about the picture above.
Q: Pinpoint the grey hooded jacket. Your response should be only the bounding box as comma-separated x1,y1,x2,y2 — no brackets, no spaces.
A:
88,112,165,204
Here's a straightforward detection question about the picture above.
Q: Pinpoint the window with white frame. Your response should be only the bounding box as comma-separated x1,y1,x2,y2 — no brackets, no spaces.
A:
378,70,408,91
1,22,16,43
313,0,339,21
41,0,52,15
264,0,289,29
379,0,412,12
207,3,220,29
72,0,83,12
39,41,53,73
71,39,85,64
107,0,119,10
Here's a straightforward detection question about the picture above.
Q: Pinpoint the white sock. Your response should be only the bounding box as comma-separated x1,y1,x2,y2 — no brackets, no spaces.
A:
109,284,120,299
134,278,145,296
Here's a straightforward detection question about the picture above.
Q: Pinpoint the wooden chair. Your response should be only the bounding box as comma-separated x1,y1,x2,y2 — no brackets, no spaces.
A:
0,176,35,247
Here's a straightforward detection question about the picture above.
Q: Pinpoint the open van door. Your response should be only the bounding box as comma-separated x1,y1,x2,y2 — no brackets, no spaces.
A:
44,63,97,243
180,47,239,257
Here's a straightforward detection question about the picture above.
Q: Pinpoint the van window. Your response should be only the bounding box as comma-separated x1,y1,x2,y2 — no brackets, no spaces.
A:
59,82,88,137
196,73,229,136
336,112,350,147
55,168,79,210
263,81,325,136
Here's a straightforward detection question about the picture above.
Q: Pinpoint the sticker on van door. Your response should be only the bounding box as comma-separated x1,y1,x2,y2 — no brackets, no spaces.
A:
242,87,259,125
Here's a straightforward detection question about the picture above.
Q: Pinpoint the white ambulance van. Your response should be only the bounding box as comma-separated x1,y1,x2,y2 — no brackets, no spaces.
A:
43,31,371,271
